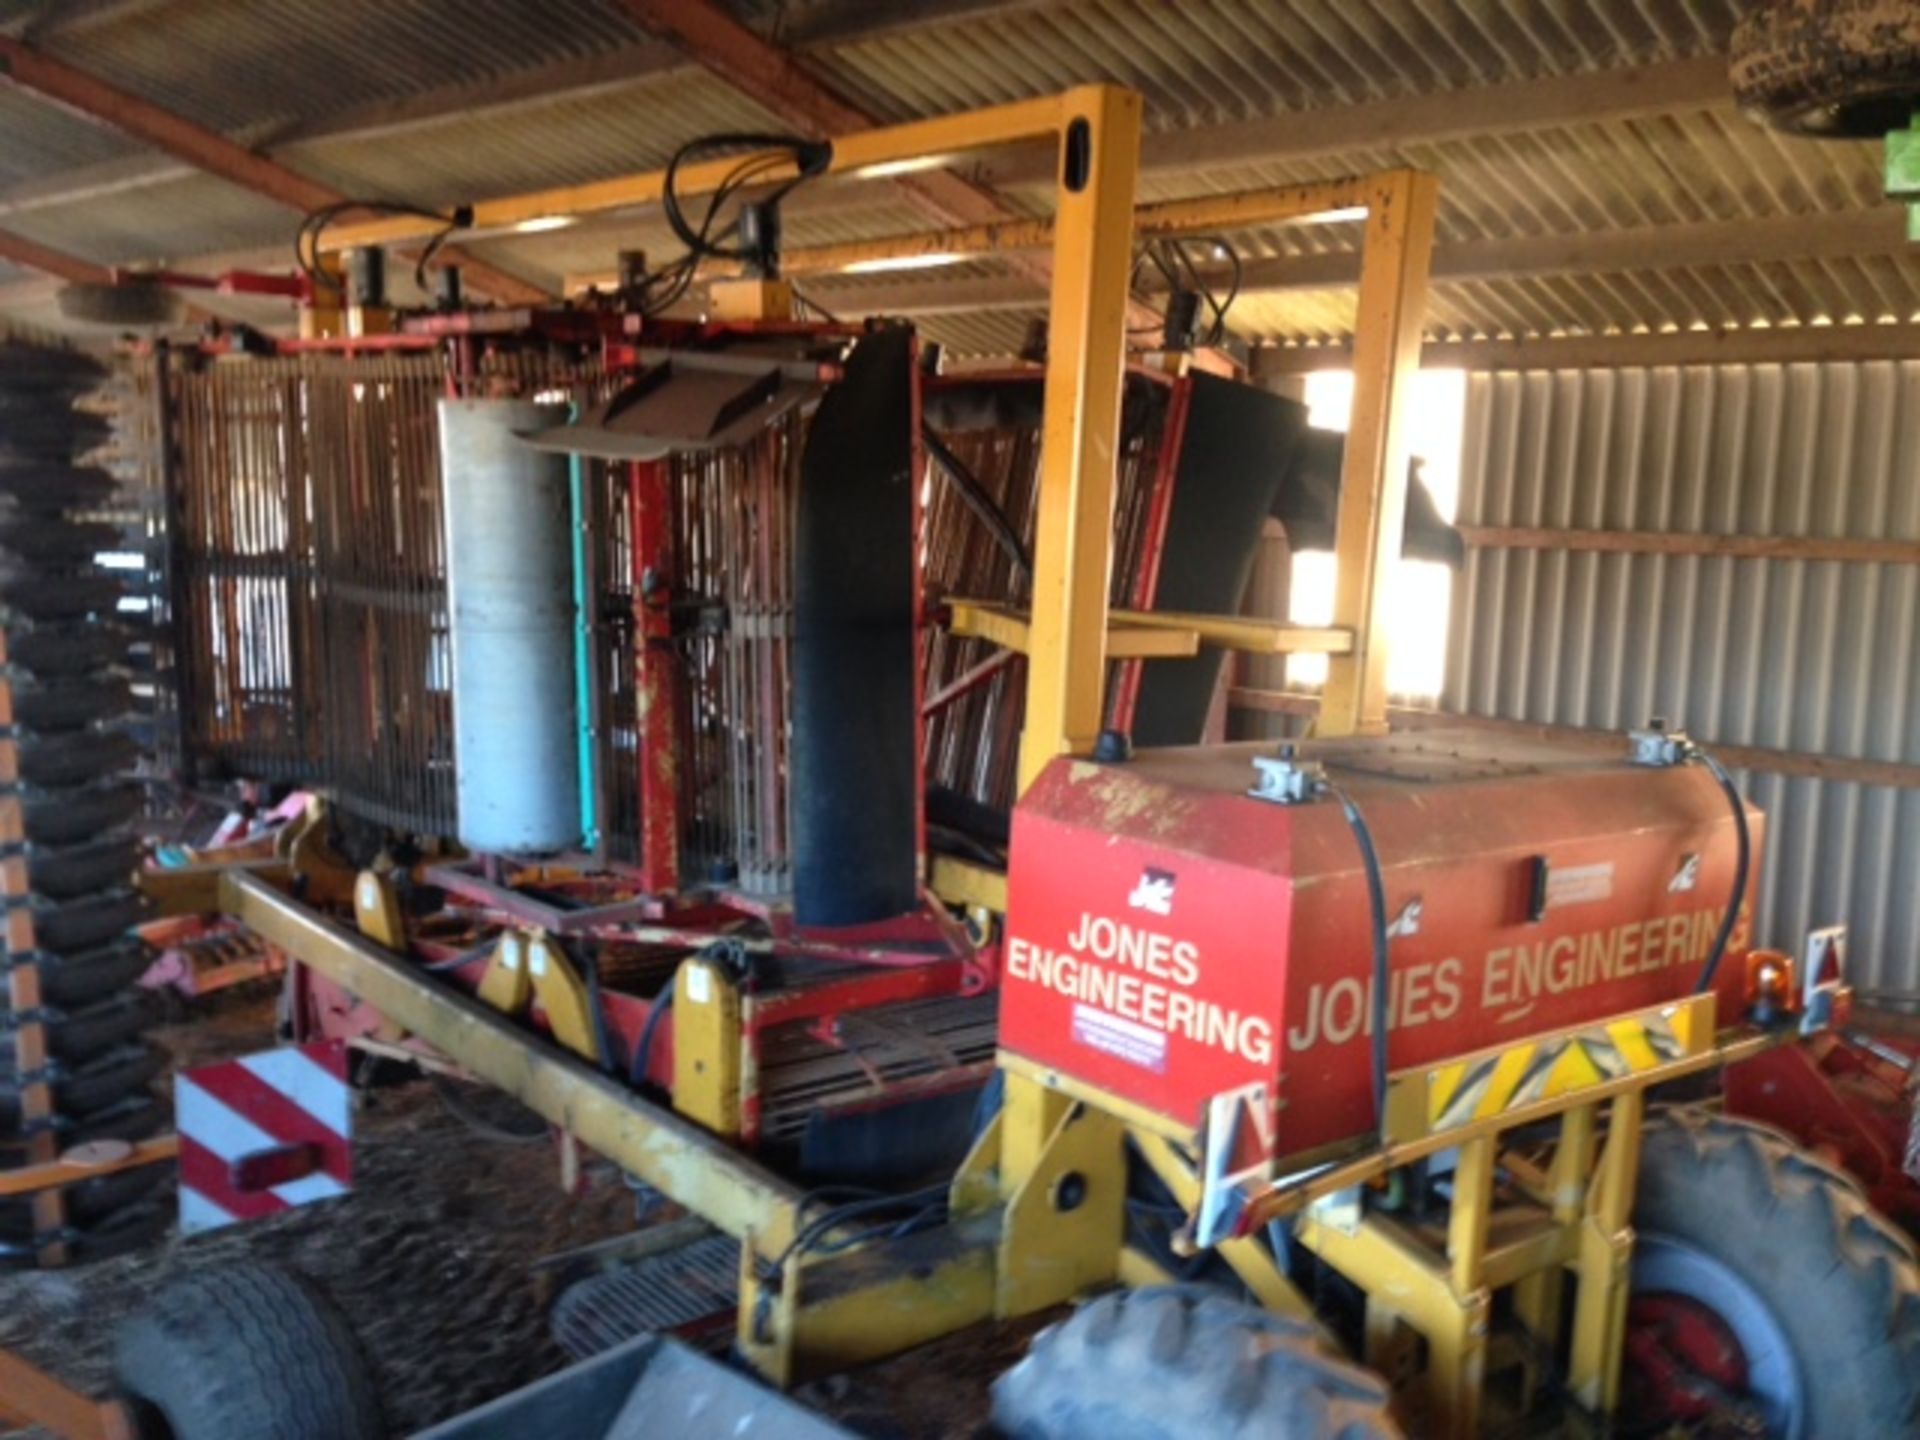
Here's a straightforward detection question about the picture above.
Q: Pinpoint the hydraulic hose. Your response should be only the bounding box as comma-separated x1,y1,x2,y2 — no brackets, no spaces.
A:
1328,783,1392,1133
1689,744,1751,996
922,425,1032,583
629,983,674,1090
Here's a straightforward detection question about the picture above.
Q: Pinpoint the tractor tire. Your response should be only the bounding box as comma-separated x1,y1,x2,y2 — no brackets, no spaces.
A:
0,464,119,513
0,1162,168,1243
21,781,144,848
1629,1107,1920,1438
17,730,140,789
114,1263,382,1440
31,936,152,1007
0,573,124,623
31,887,149,956
27,834,142,900
12,678,132,733
1731,0,1920,137
0,990,156,1065
0,1040,167,1128
57,281,184,330
993,1286,1402,1440
8,622,137,678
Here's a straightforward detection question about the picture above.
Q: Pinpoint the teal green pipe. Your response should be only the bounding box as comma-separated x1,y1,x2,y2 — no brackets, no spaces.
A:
569,447,599,852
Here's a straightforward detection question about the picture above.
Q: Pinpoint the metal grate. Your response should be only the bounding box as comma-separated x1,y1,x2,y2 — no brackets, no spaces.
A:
163,348,600,833
550,1233,740,1362
920,376,1173,814
673,417,801,892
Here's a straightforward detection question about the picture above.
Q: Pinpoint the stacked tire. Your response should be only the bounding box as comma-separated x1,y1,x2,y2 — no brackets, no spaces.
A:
0,340,169,1266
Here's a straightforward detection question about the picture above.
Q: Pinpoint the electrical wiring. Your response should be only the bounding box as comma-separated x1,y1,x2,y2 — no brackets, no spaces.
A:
1688,744,1752,996
294,197,469,296
619,134,832,319
1327,781,1392,1136
1128,234,1243,346
922,425,1032,582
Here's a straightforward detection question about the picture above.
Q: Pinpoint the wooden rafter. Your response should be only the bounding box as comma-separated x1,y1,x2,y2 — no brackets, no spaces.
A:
0,226,108,285
0,35,546,304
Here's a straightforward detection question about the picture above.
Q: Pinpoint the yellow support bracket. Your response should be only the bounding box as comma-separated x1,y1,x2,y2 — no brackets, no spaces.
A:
946,600,1200,659
526,931,604,1065
673,955,744,1138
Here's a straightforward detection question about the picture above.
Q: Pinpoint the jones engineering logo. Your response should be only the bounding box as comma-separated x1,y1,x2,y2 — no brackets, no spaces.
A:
1127,866,1176,916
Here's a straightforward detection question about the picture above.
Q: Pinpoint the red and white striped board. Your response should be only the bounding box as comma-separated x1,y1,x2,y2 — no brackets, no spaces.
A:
176,1041,352,1233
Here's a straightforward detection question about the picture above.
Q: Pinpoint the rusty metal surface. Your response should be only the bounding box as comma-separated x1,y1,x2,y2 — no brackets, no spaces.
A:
921,375,1172,814
164,348,601,832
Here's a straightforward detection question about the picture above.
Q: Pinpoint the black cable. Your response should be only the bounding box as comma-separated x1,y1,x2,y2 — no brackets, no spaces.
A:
423,939,494,973
629,982,673,1089
1689,745,1752,995
662,133,830,265
922,425,1032,582
1328,782,1392,1133
567,939,622,1078
294,197,465,297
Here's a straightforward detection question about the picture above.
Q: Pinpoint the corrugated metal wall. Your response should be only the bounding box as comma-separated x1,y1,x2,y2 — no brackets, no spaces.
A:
1445,362,1920,992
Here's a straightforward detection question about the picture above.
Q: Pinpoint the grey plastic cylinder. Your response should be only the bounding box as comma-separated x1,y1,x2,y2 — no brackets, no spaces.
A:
440,398,581,854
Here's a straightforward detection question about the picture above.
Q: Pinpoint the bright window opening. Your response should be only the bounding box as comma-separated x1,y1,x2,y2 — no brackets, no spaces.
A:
1285,369,1466,701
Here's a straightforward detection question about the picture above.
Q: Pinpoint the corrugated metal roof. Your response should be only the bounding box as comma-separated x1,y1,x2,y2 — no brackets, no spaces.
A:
1446,362,1920,992
813,0,1739,127
0,85,140,189
279,69,781,211
0,0,1907,351
33,0,655,138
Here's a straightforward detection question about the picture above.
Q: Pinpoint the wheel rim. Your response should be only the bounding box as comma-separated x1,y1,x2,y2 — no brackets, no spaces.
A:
1627,1231,1807,1438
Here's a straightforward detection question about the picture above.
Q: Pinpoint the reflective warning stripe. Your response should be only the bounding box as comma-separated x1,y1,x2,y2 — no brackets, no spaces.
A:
1424,1003,1705,1134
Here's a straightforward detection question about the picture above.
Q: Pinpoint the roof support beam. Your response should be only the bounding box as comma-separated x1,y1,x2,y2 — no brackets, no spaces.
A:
0,227,109,285
804,207,1913,316
1251,320,1920,374
616,0,1160,326
0,35,545,304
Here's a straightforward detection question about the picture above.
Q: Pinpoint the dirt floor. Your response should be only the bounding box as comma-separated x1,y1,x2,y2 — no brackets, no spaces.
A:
0,985,1024,1439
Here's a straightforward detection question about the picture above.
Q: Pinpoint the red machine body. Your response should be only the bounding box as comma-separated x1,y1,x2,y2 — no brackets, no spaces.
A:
1001,729,1759,1162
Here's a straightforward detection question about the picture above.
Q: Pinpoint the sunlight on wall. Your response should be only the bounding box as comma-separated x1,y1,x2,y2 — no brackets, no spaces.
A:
1284,369,1466,699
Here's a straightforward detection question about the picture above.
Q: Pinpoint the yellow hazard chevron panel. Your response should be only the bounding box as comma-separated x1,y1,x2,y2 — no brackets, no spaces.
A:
1384,994,1717,1143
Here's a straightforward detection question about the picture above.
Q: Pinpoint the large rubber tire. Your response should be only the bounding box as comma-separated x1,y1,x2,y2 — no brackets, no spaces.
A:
9,622,138,678
0,465,119,512
57,281,184,329
1631,1108,1920,1438
12,678,132,734
30,887,149,955
0,573,125,624
31,936,152,1006
0,1040,167,1128
16,730,140,789
114,1264,382,1440
1731,0,1920,137
21,781,144,847
27,834,142,900
993,1286,1402,1440
0,990,156,1065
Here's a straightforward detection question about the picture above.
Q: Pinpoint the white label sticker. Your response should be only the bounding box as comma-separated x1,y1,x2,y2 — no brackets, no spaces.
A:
1546,862,1614,909
686,964,712,1004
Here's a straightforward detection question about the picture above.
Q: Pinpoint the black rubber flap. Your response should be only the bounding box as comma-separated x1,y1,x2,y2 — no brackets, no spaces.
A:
1131,374,1309,748
1275,427,1464,567
791,327,919,927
